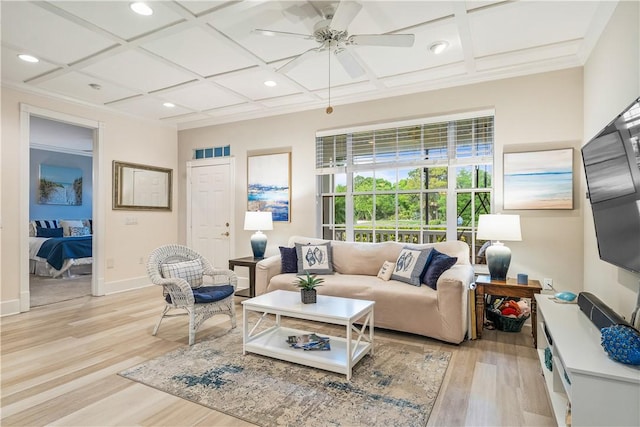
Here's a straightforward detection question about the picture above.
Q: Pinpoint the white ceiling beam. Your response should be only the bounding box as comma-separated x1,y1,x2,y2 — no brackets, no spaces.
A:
452,2,477,75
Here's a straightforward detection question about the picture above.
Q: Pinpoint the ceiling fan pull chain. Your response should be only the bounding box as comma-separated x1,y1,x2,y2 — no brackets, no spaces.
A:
326,47,333,114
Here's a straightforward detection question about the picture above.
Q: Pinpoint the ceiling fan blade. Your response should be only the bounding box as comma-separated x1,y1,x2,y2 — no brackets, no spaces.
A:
253,29,313,40
349,34,415,47
335,49,366,78
330,1,363,32
278,48,320,74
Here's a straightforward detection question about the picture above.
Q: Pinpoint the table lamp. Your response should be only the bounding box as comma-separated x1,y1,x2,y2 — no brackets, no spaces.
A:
476,214,522,281
244,211,273,259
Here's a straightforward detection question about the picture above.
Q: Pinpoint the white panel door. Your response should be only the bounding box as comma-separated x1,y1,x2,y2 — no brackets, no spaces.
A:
188,160,233,268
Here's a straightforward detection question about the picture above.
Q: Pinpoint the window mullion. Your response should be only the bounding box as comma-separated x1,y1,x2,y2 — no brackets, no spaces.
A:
446,122,457,241
345,134,354,241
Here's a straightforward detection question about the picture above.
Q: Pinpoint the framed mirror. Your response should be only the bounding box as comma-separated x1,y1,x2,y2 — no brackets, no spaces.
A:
113,161,172,211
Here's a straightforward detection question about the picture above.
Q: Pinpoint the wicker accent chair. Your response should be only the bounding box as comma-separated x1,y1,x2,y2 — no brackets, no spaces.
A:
147,244,237,345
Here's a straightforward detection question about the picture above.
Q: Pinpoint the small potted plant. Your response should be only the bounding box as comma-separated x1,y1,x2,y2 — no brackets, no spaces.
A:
294,271,324,304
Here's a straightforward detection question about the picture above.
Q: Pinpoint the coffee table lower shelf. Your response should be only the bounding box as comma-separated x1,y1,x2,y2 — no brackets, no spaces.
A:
244,326,372,379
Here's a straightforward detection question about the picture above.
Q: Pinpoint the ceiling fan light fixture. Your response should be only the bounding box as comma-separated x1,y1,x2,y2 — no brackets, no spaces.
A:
18,54,39,63
429,41,449,55
263,80,277,87
130,2,153,16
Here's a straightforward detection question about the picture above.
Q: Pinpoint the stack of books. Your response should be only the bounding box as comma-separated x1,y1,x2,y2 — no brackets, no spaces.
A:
286,333,331,351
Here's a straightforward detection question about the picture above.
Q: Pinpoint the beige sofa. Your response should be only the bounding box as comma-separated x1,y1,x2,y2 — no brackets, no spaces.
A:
255,236,474,344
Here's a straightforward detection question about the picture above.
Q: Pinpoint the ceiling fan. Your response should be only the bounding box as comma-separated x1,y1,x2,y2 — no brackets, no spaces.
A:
254,1,415,79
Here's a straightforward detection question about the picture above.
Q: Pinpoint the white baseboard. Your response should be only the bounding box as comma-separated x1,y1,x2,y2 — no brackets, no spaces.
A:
104,276,153,295
1,277,153,316
0,298,21,317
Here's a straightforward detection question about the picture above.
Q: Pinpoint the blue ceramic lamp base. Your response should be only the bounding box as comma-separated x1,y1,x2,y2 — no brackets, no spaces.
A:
486,242,511,281
250,231,268,259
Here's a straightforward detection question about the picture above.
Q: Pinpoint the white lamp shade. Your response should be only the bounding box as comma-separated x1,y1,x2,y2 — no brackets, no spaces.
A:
244,211,273,231
476,214,522,241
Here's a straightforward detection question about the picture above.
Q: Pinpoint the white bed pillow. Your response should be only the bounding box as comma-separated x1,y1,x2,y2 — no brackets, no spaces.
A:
60,220,84,237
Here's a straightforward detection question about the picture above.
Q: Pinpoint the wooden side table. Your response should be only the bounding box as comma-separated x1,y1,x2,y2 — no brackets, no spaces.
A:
475,275,542,347
228,256,260,298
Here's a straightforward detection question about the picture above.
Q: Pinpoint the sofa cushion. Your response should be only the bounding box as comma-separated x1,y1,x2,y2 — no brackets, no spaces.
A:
279,246,298,273
423,249,458,289
161,259,204,288
295,242,333,274
266,273,442,337
332,241,401,275
391,247,433,286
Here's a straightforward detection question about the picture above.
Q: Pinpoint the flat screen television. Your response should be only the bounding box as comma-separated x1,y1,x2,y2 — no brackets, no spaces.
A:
582,96,640,274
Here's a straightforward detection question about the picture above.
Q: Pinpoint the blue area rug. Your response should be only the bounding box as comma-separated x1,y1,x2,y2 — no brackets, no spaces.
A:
119,329,450,426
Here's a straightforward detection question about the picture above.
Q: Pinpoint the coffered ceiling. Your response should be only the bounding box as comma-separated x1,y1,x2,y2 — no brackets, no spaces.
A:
1,1,617,130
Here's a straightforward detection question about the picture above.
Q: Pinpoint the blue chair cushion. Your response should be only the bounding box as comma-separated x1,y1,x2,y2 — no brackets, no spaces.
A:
165,285,234,304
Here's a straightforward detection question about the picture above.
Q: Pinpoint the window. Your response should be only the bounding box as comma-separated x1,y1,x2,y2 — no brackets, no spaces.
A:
316,111,494,262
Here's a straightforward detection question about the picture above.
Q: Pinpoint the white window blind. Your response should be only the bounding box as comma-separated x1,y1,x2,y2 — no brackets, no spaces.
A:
316,115,493,170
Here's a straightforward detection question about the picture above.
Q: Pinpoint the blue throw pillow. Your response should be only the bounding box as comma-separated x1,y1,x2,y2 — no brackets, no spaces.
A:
279,246,298,273
165,285,234,304
36,226,64,238
422,249,457,290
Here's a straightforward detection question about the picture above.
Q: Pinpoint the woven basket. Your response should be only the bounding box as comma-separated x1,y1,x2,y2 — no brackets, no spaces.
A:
486,308,530,332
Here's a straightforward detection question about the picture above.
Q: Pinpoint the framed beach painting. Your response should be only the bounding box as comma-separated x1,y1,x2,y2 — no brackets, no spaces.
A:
247,152,291,222
503,148,573,210
38,164,82,205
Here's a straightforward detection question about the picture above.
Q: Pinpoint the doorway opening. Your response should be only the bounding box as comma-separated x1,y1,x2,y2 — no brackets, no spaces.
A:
29,117,94,306
19,104,105,312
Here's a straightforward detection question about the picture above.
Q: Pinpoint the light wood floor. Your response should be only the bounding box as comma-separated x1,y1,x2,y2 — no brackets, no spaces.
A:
0,286,554,426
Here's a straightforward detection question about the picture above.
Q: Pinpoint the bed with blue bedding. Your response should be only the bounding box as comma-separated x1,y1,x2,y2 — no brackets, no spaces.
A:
36,236,92,270
29,235,93,277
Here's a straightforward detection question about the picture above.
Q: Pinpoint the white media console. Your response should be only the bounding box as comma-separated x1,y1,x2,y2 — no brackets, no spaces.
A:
535,294,640,426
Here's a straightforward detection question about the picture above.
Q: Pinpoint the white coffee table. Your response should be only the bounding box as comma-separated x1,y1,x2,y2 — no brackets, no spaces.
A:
242,290,374,380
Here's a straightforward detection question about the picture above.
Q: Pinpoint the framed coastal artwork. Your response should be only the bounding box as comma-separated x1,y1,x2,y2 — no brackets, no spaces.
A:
503,148,573,210
38,164,82,205
247,152,291,222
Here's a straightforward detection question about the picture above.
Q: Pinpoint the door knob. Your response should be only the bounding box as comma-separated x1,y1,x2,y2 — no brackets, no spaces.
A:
221,232,230,237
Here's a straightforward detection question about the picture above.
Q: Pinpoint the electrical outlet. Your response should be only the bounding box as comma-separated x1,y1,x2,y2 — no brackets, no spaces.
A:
543,278,553,290
138,256,144,264
107,258,115,269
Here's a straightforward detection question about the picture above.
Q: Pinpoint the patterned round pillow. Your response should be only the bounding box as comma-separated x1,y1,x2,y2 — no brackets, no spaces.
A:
600,324,640,365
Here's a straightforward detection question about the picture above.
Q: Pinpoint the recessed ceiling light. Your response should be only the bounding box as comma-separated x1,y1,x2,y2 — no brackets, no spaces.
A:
130,2,153,16
429,41,449,55
264,80,277,87
163,102,175,108
18,54,39,63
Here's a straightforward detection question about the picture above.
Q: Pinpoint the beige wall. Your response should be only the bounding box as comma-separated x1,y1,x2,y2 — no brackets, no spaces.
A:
178,68,585,293
1,87,178,315
583,0,640,319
